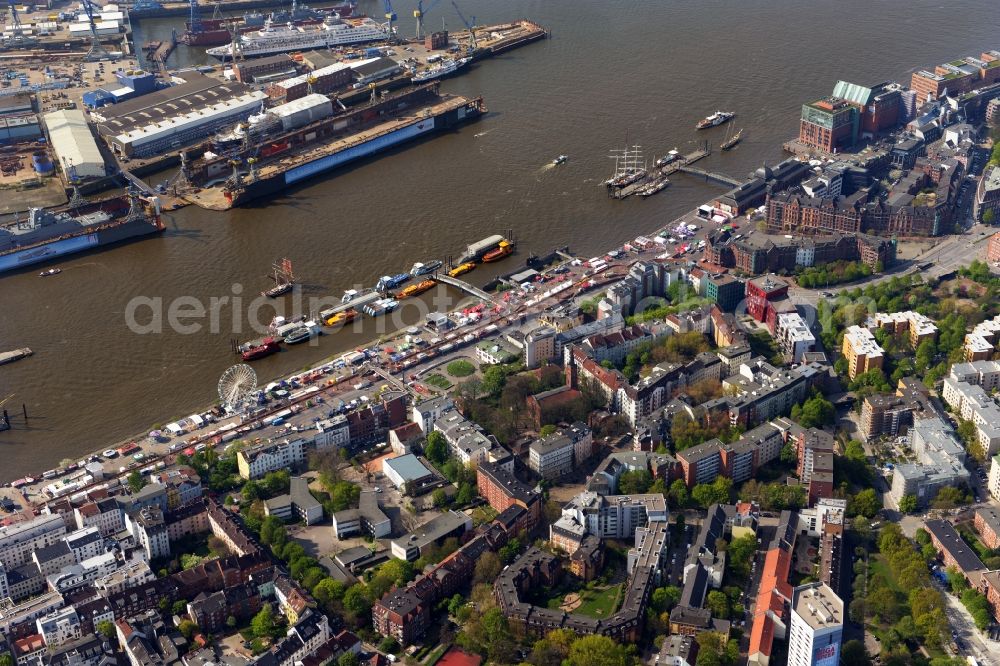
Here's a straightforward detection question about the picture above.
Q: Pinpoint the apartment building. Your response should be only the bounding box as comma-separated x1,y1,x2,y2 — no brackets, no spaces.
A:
528,423,593,480
237,438,305,480
841,325,884,380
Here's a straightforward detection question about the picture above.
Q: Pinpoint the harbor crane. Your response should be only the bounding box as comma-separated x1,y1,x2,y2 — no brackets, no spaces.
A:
413,0,441,40
382,0,397,41
4,0,37,47
450,1,476,51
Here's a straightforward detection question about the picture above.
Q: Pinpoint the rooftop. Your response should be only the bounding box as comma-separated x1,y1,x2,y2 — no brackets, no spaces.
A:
382,454,433,482
792,582,843,631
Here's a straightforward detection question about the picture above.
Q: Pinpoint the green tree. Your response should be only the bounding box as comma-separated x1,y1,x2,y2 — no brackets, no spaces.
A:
127,470,146,494
313,578,345,608
898,494,918,514
651,585,681,612
539,424,558,437
432,488,449,508
0,655,12,666
171,600,189,616
251,604,276,639
780,442,797,465
474,551,502,585
378,637,400,654
178,619,199,641
424,431,449,465
931,486,969,509
841,639,870,666
566,635,629,666
343,584,371,618
227,615,237,629
338,653,360,666
617,469,652,495
849,488,880,519
983,208,996,225
706,590,730,619
668,479,689,507
96,620,116,642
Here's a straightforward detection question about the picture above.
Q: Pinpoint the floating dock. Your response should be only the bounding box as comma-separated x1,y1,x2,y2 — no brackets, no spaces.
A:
0,348,32,366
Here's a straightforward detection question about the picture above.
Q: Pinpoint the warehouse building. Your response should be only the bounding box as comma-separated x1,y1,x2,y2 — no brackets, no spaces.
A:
266,58,378,103
93,73,267,158
0,114,41,143
41,109,105,178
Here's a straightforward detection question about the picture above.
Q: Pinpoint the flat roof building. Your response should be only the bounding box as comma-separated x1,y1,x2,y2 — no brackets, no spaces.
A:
788,582,843,666
389,511,472,561
42,109,106,178
382,454,434,492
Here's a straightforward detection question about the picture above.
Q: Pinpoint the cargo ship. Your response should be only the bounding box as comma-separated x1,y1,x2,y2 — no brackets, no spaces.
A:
183,0,354,46
184,85,486,210
696,111,735,129
206,15,388,60
458,234,509,263
0,192,163,275
363,298,398,316
396,279,435,298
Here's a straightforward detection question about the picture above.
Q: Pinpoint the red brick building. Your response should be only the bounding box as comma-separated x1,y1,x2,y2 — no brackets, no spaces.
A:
799,98,857,152
476,461,542,533
988,232,1000,263
974,507,1000,551
745,275,789,323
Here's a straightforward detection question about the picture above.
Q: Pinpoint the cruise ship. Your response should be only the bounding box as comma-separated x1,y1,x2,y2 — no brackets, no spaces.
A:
696,111,735,129
206,15,389,59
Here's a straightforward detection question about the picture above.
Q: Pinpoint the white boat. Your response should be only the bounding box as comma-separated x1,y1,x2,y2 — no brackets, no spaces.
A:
411,57,469,82
206,15,389,59
696,111,735,129
552,155,568,165
655,149,680,168
411,260,443,275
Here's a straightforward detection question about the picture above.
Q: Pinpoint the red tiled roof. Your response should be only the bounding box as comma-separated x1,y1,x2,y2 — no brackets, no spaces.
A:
436,647,482,666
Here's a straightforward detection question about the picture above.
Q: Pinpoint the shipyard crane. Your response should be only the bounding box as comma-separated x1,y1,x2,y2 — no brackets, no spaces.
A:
382,0,397,40
188,0,201,33
81,0,111,60
4,0,37,48
450,1,476,51
413,0,441,40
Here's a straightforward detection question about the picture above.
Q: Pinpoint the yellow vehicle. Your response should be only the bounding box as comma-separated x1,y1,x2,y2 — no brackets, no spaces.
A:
448,262,476,277
324,308,358,327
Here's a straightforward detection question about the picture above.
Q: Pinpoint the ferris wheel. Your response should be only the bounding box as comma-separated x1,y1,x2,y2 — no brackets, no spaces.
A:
218,364,258,412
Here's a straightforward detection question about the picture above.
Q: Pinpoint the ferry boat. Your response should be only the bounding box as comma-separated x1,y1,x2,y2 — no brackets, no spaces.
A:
412,57,469,82
324,308,357,326
284,320,321,344
396,279,435,299
241,337,281,361
448,262,475,277
482,241,513,262
696,111,735,130
410,260,442,275
206,15,390,60
377,273,411,291
655,149,680,168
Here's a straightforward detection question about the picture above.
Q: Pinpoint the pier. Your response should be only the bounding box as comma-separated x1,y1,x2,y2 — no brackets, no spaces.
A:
435,274,492,301
659,147,711,176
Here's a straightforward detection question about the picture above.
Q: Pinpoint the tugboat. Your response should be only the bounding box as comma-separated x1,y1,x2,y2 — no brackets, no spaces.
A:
38,268,61,277
262,258,295,297
655,149,680,168
696,111,735,129
720,128,744,151
241,337,281,361
482,241,513,263
410,260,443,276
552,155,568,165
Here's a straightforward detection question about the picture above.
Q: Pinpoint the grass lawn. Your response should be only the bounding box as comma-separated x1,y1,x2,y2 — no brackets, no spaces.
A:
470,505,498,527
425,374,454,390
546,583,624,618
424,643,450,666
446,360,476,377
